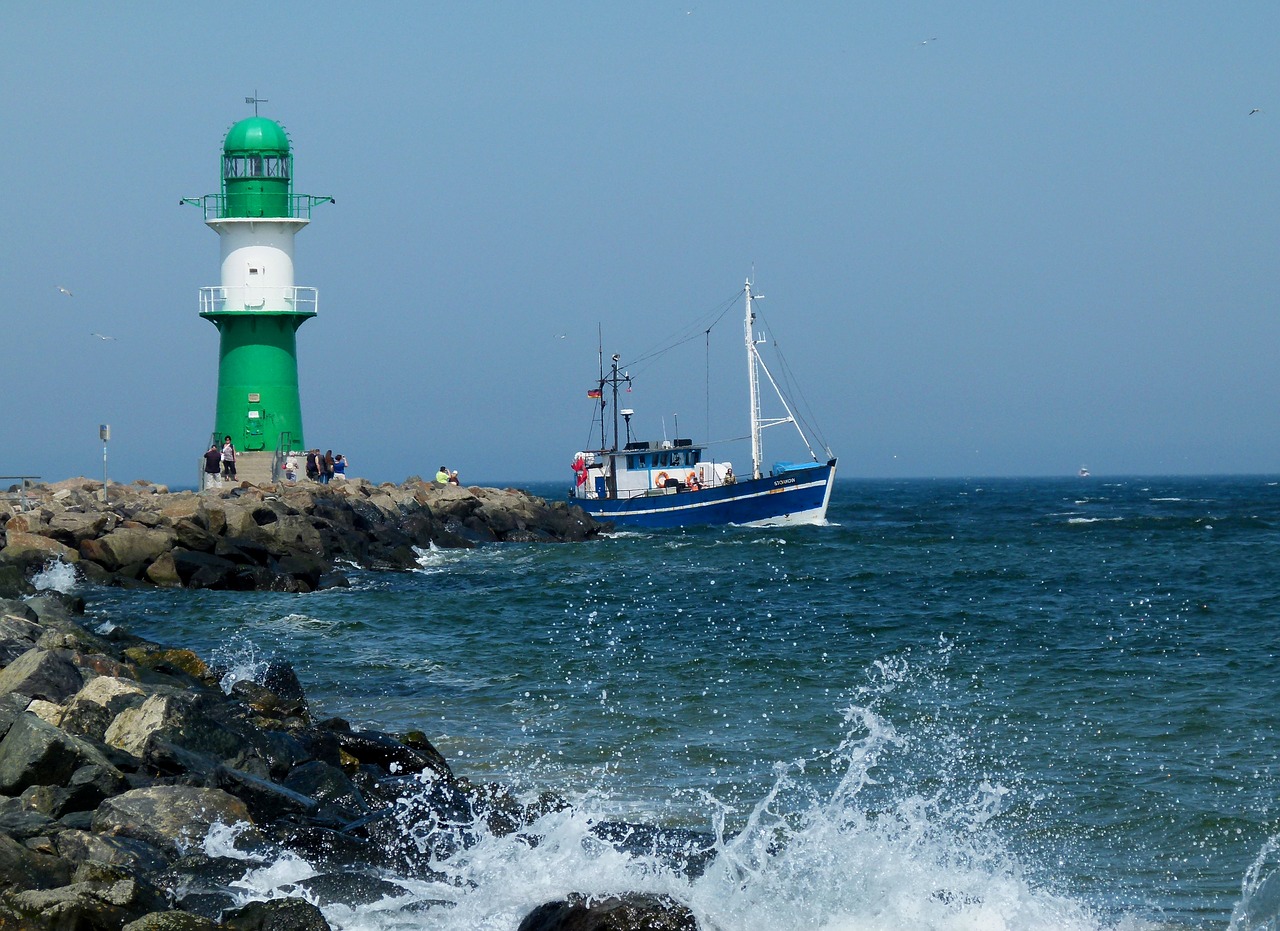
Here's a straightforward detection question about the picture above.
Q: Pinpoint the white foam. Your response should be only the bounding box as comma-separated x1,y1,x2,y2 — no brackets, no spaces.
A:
31,558,79,593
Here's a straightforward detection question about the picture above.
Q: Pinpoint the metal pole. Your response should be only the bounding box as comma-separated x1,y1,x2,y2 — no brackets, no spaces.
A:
99,424,110,506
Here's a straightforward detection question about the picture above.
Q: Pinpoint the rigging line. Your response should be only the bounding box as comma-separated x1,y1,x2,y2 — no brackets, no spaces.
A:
627,290,741,368
627,292,742,383
768,331,834,458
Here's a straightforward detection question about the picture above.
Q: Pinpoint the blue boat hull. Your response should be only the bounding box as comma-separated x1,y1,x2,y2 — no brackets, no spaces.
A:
575,460,837,529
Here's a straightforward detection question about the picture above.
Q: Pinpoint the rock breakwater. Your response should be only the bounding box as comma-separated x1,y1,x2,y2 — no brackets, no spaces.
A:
0,477,605,596
0,593,705,930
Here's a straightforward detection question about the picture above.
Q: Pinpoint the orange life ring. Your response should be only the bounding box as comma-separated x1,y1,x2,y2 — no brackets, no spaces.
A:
655,472,670,487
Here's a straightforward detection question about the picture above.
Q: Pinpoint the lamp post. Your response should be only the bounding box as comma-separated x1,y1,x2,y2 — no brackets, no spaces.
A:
99,424,110,505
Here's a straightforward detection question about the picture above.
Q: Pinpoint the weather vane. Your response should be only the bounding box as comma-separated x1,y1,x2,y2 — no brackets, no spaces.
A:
244,91,268,116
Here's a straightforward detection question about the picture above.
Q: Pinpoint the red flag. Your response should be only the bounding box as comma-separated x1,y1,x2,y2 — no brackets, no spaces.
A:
587,388,602,399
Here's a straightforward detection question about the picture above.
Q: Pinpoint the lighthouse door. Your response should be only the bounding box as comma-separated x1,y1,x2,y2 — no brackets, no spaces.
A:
245,408,265,451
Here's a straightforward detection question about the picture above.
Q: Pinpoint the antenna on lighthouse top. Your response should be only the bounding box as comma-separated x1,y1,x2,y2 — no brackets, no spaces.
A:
244,92,268,116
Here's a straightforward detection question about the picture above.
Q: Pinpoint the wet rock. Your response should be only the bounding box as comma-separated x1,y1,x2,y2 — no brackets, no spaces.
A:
10,860,170,930
290,870,411,906
0,648,84,704
0,831,71,893
334,728,451,780
281,761,366,824
92,786,255,858
0,531,79,570
61,676,149,741
221,897,332,930
212,764,320,822
517,893,700,931
123,913,220,931
0,713,120,796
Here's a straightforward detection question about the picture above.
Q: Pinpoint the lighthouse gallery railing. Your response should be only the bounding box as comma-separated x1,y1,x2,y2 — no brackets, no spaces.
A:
198,286,318,315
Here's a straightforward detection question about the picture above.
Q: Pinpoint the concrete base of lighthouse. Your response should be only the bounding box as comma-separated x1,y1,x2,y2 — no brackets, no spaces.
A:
234,451,278,485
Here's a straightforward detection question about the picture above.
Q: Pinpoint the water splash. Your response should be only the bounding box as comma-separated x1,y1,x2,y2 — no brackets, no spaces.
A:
209,635,272,695
1229,836,1280,931
190,682,1160,931
31,558,79,593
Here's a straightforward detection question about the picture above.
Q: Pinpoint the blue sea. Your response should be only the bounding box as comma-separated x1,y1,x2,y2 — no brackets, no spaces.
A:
66,476,1280,930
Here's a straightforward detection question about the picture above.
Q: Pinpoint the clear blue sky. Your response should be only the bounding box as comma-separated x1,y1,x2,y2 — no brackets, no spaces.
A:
6,3,1277,486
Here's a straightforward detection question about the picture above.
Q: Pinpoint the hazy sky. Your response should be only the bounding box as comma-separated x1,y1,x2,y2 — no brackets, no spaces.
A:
6,4,1277,486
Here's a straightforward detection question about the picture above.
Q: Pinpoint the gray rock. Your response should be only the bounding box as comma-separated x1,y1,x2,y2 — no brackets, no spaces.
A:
0,530,79,569
61,676,148,742
0,830,71,893
517,893,700,931
92,786,256,858
0,648,84,703
124,912,220,931
0,612,45,665
213,764,320,822
11,861,170,930
0,713,121,796
221,897,332,930
80,527,176,572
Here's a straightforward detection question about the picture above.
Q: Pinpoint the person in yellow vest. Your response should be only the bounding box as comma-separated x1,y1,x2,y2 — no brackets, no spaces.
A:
435,466,450,485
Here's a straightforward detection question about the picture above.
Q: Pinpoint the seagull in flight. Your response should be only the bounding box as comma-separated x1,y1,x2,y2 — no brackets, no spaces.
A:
90,332,117,341
58,286,73,297
1250,108,1263,115
918,36,938,46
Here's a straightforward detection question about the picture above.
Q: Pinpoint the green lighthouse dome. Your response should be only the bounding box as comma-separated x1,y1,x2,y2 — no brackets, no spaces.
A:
220,117,292,218
223,116,291,156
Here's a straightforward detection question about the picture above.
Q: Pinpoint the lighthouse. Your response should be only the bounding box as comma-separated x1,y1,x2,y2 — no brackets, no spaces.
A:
183,108,332,483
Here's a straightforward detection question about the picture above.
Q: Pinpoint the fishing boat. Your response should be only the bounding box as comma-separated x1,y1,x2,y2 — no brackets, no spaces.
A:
569,280,837,529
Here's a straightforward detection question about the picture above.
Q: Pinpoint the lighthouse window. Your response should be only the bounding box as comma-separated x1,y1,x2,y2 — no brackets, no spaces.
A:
248,267,260,276
223,155,291,180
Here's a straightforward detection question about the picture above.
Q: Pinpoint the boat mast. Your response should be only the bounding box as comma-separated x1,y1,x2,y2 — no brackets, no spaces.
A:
745,279,763,479
610,354,621,452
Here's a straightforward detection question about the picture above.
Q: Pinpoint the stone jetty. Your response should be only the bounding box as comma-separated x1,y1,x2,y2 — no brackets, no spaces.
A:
0,477,606,597
0,592,705,930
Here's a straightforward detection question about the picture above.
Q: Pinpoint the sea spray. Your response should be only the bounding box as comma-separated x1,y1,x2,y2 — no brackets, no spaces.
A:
31,557,79,593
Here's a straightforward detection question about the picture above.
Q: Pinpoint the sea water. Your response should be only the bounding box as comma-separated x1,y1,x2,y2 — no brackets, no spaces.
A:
64,476,1280,930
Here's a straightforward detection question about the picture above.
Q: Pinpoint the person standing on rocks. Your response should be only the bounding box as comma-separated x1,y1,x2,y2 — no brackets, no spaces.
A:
333,454,347,480
306,449,320,481
283,452,299,482
221,436,237,482
203,443,222,490
322,450,335,485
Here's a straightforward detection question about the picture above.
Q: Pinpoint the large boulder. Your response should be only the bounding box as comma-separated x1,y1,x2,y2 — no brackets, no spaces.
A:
61,676,148,741
9,861,170,930
0,831,71,893
0,713,121,796
92,786,255,858
44,510,111,548
220,897,331,930
0,648,84,703
0,530,79,569
0,611,45,665
79,527,176,573
517,894,700,931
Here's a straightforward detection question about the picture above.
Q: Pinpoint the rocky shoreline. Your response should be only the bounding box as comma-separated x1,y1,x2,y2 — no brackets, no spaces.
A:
0,479,707,928
0,477,607,598
0,592,706,930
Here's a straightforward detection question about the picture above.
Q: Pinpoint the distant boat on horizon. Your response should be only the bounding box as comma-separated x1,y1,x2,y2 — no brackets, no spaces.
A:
1079,466,1090,477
